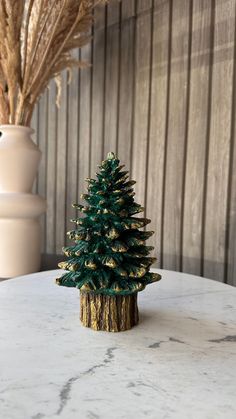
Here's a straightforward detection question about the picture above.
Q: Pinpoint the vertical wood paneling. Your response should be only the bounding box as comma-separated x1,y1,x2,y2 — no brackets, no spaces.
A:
122,0,135,18
90,5,106,176
34,0,236,285
203,0,235,281
146,0,170,267
78,43,92,202
227,62,236,285
227,6,236,286
66,50,80,245
163,0,191,271
118,1,135,168
46,80,57,254
132,0,152,207
182,0,212,275
104,0,120,156
55,71,68,254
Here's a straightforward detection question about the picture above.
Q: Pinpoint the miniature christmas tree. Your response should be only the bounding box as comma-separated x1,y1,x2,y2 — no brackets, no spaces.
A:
56,152,161,332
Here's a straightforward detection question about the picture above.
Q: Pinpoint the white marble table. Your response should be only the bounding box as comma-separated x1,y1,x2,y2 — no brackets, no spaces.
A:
0,269,236,419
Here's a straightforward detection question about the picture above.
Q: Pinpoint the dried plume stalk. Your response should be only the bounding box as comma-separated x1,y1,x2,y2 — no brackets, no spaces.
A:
0,0,107,126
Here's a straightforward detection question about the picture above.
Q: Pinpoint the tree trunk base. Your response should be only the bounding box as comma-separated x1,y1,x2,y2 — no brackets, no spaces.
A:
80,292,139,332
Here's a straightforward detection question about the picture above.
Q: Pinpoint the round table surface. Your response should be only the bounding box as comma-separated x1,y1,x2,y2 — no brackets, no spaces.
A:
0,269,236,419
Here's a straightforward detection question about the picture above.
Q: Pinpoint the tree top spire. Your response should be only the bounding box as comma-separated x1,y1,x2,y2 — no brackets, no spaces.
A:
107,151,116,160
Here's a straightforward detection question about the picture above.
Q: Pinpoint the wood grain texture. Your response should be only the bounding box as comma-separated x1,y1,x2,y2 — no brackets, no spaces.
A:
90,5,106,176
122,0,135,19
80,292,139,332
131,1,152,207
66,50,80,245
138,0,152,13
78,43,92,203
162,0,191,271
182,0,212,275
55,71,68,254
146,0,170,267
104,1,120,157
46,80,57,254
203,0,235,281
227,81,236,286
227,5,236,286
35,0,236,285
117,1,135,169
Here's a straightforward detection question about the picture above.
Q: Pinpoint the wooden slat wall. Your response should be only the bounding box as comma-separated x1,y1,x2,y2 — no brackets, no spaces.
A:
182,0,212,276
203,0,235,281
35,0,236,286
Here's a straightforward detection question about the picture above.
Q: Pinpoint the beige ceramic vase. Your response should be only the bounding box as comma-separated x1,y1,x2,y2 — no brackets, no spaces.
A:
0,125,46,278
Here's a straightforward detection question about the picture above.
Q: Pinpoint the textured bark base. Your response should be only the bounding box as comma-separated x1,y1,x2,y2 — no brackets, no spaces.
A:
80,292,139,332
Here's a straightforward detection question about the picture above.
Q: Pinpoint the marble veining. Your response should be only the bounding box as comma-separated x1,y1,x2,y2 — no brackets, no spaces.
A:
148,337,186,349
208,335,236,343
56,347,117,416
0,269,236,419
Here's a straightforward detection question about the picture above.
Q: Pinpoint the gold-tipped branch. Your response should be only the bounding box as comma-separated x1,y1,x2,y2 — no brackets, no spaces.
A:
129,267,146,278
85,260,97,270
111,242,128,253
106,228,120,239
103,257,117,268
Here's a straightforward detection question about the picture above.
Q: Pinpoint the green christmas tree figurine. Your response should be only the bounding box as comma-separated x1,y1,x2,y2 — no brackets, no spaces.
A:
56,152,161,332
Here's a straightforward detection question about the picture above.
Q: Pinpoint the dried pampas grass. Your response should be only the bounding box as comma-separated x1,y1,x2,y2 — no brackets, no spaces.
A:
0,0,107,126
